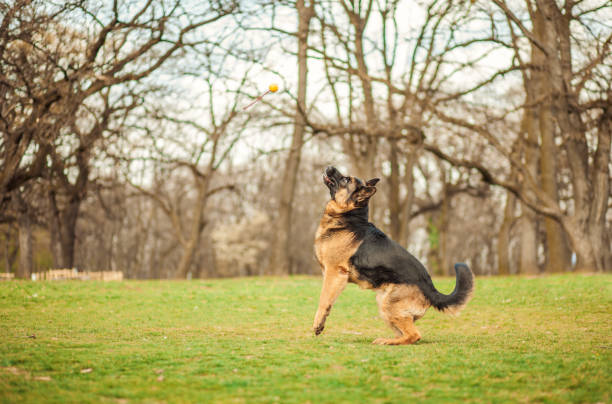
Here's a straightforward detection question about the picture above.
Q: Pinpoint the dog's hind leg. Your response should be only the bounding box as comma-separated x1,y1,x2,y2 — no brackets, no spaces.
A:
376,287,402,337
372,315,421,345
313,267,349,335
373,284,426,345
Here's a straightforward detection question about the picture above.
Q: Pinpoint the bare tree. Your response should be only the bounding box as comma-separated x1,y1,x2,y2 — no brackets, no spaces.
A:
3,0,608,278
0,0,238,208
428,0,611,271
127,73,250,278
504,0,572,273
45,87,143,268
305,0,497,250
1,183,47,278
1,0,240,270
0,1,70,207
0,223,18,273
270,0,315,275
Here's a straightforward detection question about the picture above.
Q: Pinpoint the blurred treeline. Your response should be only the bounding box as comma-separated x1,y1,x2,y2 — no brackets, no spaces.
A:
1,0,610,278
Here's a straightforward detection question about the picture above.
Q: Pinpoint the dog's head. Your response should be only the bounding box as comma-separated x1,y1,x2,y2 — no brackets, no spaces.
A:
323,166,379,213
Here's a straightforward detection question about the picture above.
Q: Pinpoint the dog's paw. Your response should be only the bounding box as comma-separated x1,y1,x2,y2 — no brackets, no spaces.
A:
372,336,420,345
313,324,324,335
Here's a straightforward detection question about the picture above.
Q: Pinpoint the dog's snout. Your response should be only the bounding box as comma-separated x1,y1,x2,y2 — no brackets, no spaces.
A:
325,166,337,177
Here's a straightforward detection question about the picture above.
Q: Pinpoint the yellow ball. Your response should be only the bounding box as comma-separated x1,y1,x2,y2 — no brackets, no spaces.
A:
269,83,279,93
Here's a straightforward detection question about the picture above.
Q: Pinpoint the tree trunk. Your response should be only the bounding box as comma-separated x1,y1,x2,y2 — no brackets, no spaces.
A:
584,107,612,271
497,191,516,275
177,238,198,279
518,109,540,275
587,223,611,272
344,3,379,218
561,114,611,272
269,0,313,275
438,189,451,276
3,235,10,273
425,215,442,276
532,7,571,273
536,0,610,271
48,191,80,269
17,212,33,279
561,217,598,272
518,210,539,275
3,227,18,273
61,199,79,269
176,181,208,278
540,120,571,272
398,150,417,248
388,139,401,240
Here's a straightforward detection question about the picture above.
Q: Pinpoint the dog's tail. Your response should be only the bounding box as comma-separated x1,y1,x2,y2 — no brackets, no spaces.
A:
421,263,474,315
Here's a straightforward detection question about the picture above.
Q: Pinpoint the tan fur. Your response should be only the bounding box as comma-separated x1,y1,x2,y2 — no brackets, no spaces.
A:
313,200,363,334
314,200,372,290
376,284,430,321
371,284,429,345
321,191,353,215
314,214,359,271
312,265,349,335
372,316,421,345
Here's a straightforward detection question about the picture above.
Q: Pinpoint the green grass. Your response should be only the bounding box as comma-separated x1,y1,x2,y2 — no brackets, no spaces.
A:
1,275,611,403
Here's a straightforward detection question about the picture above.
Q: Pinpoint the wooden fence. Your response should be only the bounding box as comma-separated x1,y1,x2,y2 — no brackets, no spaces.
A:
30,269,124,281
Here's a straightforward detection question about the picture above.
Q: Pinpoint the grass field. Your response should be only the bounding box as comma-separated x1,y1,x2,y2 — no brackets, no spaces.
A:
1,274,611,403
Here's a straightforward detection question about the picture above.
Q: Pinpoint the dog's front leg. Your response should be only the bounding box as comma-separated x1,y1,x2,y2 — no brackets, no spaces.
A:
313,267,349,335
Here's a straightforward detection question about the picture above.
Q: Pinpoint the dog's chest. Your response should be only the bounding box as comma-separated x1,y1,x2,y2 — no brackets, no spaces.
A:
314,226,374,290
314,226,359,270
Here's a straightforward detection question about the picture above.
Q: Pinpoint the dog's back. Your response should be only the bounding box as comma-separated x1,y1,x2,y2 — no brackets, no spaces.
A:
350,223,474,314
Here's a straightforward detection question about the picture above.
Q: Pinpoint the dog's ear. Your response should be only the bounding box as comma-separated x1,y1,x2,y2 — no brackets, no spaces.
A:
366,178,380,187
354,186,377,204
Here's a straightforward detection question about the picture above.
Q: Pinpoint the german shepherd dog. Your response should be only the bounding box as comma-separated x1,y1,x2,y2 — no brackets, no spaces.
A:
313,166,474,345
